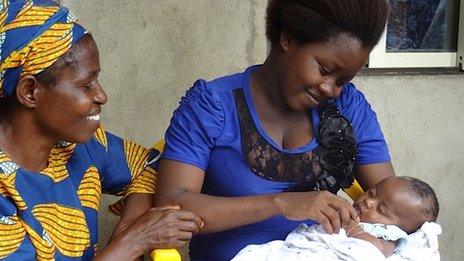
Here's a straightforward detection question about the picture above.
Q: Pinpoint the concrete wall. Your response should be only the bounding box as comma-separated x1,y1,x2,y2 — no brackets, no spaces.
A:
62,1,464,260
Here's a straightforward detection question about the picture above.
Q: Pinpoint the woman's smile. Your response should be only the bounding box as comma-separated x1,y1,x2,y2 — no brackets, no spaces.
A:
86,112,101,122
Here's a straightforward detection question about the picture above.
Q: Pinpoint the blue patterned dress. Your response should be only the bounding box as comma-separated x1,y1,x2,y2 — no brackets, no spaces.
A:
0,125,158,260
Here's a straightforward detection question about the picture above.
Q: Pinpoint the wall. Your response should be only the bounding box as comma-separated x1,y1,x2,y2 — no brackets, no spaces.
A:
62,1,464,260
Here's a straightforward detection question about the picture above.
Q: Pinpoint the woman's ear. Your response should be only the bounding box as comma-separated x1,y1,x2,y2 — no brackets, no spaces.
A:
15,75,40,108
279,30,292,52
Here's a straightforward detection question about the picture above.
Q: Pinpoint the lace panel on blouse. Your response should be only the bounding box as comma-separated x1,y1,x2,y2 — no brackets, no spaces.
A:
233,89,356,193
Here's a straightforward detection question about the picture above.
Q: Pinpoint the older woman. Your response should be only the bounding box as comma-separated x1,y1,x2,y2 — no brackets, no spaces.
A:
156,0,395,260
0,0,202,260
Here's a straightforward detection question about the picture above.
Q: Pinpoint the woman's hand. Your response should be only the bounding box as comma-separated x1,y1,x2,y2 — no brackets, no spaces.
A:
274,191,359,234
102,205,203,260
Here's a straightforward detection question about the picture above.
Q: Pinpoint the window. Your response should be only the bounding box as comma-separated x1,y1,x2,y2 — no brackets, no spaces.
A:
369,0,464,69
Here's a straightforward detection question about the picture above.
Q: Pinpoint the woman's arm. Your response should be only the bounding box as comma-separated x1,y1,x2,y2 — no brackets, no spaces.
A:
155,159,279,233
155,159,359,234
355,162,395,191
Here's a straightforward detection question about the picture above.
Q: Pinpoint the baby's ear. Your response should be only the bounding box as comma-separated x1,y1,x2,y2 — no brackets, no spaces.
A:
16,75,41,108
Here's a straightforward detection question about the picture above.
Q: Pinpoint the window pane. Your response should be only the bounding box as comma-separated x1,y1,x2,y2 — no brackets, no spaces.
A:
386,0,460,52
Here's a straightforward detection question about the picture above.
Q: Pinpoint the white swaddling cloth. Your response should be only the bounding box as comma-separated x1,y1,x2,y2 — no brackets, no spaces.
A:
231,222,441,261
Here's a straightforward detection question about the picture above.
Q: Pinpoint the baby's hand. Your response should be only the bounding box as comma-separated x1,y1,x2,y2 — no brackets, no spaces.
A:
343,219,396,257
345,218,363,237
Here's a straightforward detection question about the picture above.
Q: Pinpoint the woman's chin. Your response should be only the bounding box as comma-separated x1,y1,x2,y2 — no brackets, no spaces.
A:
66,126,100,144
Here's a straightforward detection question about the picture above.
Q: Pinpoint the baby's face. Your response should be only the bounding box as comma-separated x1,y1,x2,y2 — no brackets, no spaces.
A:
353,177,425,233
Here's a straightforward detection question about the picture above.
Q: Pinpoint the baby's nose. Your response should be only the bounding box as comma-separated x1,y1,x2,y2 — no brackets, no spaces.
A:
365,198,377,209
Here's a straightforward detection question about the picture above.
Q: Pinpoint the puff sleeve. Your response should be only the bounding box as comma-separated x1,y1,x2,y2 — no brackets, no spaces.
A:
162,80,225,171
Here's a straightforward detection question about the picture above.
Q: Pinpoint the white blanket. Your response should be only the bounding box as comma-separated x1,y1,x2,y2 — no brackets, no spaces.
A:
231,222,441,261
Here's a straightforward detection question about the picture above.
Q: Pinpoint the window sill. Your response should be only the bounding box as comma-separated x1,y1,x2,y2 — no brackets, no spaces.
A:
359,67,464,76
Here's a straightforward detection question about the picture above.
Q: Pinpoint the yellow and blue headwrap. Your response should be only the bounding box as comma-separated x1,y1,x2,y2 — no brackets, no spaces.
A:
0,0,86,97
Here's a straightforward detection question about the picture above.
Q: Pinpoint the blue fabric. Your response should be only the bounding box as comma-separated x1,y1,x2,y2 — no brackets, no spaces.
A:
163,65,391,260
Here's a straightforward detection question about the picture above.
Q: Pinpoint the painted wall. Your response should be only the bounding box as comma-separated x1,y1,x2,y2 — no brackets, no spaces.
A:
62,1,464,260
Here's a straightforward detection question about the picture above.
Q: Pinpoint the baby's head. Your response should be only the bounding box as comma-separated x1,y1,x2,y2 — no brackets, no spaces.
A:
353,176,439,234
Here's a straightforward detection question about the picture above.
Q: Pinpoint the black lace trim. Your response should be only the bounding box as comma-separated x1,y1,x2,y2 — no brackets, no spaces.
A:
234,89,356,193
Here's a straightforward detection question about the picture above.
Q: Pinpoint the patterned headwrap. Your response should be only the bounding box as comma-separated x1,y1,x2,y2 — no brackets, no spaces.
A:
0,0,86,97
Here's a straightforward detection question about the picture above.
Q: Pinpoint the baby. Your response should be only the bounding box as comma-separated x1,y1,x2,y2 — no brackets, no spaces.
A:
233,176,440,260
345,176,439,256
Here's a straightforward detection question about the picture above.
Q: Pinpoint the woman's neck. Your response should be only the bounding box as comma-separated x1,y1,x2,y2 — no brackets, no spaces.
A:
0,113,57,172
251,52,308,122
252,55,290,116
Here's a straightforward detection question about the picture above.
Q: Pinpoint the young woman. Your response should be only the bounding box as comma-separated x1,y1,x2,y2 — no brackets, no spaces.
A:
156,0,395,260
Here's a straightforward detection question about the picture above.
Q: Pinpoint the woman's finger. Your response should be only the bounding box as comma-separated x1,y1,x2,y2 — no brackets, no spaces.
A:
323,207,341,234
156,205,181,211
345,204,360,222
315,211,333,234
328,198,359,223
337,206,351,229
172,210,205,229
157,239,188,249
175,230,194,241
177,220,200,235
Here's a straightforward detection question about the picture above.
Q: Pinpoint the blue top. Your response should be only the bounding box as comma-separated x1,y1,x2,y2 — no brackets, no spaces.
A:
162,66,390,261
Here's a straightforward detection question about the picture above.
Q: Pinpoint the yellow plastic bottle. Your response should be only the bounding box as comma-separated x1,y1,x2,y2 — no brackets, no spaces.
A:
150,249,181,261
343,180,364,200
